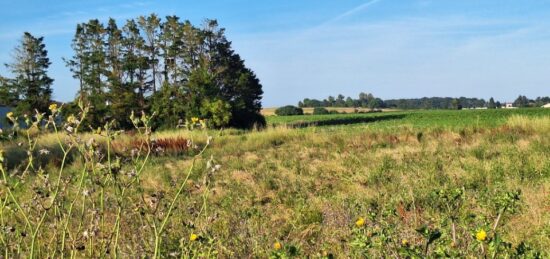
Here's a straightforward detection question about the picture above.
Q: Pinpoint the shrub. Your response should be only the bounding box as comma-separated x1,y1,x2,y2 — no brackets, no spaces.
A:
275,105,304,116
312,107,330,115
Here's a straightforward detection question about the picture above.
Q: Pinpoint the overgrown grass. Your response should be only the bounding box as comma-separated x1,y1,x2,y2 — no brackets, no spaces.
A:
1,109,549,257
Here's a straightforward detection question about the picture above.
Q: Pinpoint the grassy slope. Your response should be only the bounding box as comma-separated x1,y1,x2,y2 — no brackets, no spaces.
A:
2,109,550,257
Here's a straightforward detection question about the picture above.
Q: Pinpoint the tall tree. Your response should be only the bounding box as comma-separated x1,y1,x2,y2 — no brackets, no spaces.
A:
65,24,87,96
138,14,161,93
488,97,496,109
5,32,53,114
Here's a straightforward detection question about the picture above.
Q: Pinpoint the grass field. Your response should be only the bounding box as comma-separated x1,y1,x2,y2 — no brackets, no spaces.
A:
1,108,549,257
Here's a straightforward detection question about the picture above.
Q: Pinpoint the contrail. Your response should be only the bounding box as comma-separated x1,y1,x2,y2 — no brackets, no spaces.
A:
324,0,382,25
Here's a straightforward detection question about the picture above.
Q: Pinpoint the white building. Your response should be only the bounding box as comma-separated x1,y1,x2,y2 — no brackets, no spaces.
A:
543,103,550,108
502,103,515,109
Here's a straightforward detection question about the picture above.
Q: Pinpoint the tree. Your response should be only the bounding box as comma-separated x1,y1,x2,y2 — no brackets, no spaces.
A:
0,75,17,106
451,98,462,110
345,97,354,107
5,32,53,115
335,94,345,107
513,95,530,108
275,105,303,116
138,14,161,93
488,97,496,109
64,15,264,129
313,107,329,115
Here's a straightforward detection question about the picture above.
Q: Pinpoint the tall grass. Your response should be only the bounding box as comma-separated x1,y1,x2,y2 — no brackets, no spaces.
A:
1,108,549,257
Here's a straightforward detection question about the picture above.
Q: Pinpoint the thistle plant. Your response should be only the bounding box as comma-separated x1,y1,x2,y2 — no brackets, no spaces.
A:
0,102,213,258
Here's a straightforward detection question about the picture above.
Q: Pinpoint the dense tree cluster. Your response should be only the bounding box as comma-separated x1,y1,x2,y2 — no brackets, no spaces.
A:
0,14,264,129
299,94,550,110
63,15,264,129
298,92,385,109
385,97,487,109
512,95,550,108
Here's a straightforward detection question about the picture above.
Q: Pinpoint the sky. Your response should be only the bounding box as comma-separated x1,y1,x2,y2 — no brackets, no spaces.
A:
1,0,549,107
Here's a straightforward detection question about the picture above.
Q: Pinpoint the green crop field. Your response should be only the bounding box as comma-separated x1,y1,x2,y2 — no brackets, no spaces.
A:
267,108,550,130
1,108,549,257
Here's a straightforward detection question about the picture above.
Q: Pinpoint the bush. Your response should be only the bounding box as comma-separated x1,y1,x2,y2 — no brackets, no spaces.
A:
275,105,304,116
312,107,330,115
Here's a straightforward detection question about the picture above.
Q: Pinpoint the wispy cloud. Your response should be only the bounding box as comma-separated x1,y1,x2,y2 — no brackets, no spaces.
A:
322,0,382,26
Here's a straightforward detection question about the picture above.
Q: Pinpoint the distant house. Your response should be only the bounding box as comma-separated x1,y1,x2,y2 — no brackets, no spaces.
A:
502,103,515,109
543,103,550,108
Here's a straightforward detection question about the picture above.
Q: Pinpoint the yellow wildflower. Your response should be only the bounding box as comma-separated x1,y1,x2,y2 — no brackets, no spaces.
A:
402,239,408,246
476,229,487,241
273,241,282,250
6,112,14,120
191,117,199,124
67,115,77,124
189,233,198,241
355,217,366,227
49,103,58,112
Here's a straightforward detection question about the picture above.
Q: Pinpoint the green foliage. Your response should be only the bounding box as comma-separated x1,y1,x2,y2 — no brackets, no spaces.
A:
5,32,53,115
64,15,264,130
200,99,232,127
312,107,330,115
275,105,304,116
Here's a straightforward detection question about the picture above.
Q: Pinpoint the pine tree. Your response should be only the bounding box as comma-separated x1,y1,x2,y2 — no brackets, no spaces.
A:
488,97,496,109
138,14,161,93
5,32,53,115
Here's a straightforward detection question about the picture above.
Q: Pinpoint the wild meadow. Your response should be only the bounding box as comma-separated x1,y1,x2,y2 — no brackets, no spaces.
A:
1,106,549,258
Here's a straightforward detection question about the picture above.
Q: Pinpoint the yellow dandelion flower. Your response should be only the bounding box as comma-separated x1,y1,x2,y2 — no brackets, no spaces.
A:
189,233,198,241
355,217,366,227
273,241,282,250
476,229,487,241
191,117,199,123
49,103,58,112
402,239,409,246
6,112,14,119
67,115,77,124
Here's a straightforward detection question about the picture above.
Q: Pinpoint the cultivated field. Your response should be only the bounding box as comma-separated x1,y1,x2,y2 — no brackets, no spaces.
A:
1,108,549,257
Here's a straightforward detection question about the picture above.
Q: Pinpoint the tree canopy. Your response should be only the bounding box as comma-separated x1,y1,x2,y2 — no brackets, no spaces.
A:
63,15,264,129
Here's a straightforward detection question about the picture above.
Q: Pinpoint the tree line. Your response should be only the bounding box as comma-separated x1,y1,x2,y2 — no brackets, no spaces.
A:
0,14,265,129
298,93,550,110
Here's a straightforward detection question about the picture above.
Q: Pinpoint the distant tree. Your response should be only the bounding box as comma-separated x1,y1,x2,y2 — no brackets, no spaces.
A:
488,97,496,109
451,99,462,110
5,32,53,115
345,97,354,107
495,101,502,108
0,75,17,106
368,98,383,110
534,96,550,107
275,105,303,116
298,101,304,107
513,95,530,108
335,94,345,107
327,96,335,107
312,107,329,115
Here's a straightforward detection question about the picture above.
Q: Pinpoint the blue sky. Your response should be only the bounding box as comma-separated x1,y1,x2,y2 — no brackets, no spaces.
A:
1,0,549,106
